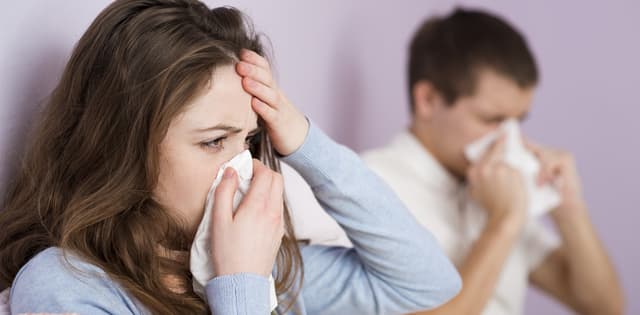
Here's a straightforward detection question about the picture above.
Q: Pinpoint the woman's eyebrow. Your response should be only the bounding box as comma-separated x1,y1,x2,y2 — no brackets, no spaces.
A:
194,124,243,134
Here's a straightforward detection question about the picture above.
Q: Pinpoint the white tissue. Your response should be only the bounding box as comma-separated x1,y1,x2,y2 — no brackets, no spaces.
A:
189,150,278,311
464,119,561,217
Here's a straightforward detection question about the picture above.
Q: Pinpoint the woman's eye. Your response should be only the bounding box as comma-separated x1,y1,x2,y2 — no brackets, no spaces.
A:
201,137,226,151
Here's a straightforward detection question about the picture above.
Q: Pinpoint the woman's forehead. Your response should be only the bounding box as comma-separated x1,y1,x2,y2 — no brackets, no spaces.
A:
179,65,257,131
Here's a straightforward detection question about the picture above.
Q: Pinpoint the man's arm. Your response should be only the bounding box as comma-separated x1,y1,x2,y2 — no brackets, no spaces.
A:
530,202,624,315
526,143,624,315
410,214,524,315
411,135,528,315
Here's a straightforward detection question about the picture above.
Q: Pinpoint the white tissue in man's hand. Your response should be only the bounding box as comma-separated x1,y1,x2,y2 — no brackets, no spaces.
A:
464,119,561,217
189,150,278,311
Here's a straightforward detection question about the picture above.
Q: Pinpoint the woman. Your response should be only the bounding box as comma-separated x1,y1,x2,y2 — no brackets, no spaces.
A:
0,1,460,314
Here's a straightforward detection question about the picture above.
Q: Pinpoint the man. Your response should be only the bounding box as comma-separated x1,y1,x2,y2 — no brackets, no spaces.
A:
362,8,624,315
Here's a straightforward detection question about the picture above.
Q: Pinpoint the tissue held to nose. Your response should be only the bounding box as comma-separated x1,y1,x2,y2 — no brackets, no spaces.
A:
189,150,279,311
464,119,561,217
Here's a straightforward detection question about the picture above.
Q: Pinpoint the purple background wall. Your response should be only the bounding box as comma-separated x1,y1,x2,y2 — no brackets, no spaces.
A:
1,1,637,314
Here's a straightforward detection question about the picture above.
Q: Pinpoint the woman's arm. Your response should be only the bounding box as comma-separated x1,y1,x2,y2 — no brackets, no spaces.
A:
236,48,461,315
281,122,462,314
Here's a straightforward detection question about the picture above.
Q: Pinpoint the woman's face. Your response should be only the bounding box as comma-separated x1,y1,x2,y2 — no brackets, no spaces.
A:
154,65,259,233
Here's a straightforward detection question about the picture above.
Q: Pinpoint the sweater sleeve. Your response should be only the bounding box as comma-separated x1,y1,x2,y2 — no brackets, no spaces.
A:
281,122,462,315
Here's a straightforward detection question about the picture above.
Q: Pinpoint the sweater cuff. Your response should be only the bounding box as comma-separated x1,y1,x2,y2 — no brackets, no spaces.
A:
206,273,270,314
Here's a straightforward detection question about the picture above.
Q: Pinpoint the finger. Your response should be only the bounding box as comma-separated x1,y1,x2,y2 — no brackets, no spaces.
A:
212,168,238,224
252,97,279,125
524,140,559,167
537,152,563,185
522,140,554,185
268,172,284,214
266,172,285,227
529,146,548,185
240,49,271,71
238,159,274,212
242,77,280,107
236,61,275,88
523,139,540,153
523,139,547,161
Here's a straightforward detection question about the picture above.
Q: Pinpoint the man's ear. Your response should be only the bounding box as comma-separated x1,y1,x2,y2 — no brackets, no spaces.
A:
412,80,442,121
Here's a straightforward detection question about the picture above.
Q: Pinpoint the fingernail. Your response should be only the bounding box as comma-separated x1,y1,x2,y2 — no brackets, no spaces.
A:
223,168,235,179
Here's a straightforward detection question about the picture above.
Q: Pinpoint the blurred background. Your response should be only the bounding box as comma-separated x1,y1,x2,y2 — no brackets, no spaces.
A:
1,1,638,314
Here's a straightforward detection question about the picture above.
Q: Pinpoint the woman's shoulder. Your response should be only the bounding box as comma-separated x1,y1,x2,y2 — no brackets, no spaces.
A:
19,247,102,274
10,247,143,314
13,247,110,289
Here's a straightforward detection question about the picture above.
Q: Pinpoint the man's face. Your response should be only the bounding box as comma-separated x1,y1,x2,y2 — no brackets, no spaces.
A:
422,69,533,179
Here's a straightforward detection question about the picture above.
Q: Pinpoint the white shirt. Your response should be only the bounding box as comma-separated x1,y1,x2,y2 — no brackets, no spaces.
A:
361,130,560,315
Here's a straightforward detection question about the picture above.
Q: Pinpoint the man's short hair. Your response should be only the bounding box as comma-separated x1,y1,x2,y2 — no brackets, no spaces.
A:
408,8,539,111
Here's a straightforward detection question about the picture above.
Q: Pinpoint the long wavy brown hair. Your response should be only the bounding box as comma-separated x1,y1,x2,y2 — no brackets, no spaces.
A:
0,0,303,313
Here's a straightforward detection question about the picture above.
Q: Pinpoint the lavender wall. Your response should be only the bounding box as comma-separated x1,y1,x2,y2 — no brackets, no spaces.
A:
1,1,637,314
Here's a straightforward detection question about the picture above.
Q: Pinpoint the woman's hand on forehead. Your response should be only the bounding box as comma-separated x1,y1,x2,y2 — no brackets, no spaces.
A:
236,49,309,156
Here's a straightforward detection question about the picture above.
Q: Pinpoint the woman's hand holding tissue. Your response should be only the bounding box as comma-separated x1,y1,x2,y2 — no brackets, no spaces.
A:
209,160,285,277
467,134,528,231
236,49,309,156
